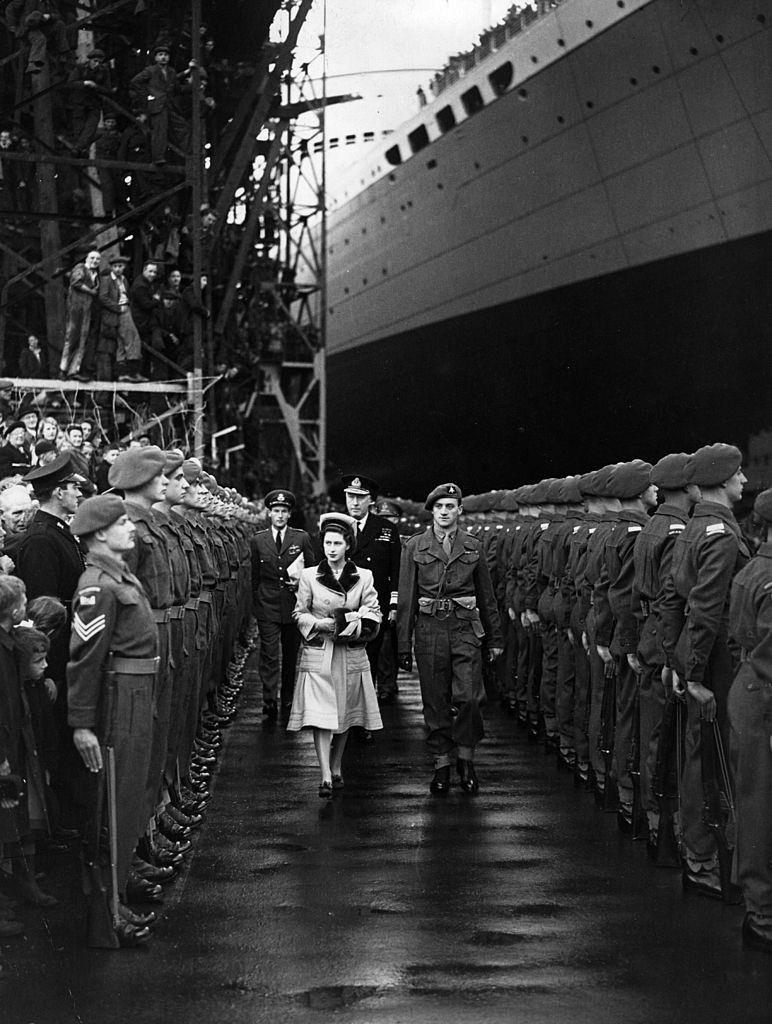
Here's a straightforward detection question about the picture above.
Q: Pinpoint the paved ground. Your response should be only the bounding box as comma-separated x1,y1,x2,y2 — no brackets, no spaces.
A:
2,658,770,1023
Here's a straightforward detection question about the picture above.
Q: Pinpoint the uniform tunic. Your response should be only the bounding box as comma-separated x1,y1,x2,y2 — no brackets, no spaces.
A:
67,551,158,894
398,528,502,757
728,542,772,933
350,512,401,678
252,526,317,704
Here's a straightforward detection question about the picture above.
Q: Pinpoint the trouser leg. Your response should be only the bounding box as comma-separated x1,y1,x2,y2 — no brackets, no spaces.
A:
613,655,637,812
640,662,665,829
572,636,591,770
257,618,281,702
414,616,454,759
556,627,576,756
539,622,559,736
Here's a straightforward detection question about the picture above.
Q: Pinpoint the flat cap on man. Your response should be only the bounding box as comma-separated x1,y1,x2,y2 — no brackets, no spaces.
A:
686,443,743,488
71,494,126,537
109,253,128,265
650,452,692,490
424,482,462,511
754,488,772,523
23,452,80,492
264,488,295,510
606,460,653,500
108,446,165,489
341,474,379,498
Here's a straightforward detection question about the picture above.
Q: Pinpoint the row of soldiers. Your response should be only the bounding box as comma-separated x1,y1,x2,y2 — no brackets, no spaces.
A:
464,444,770,954
1,446,259,947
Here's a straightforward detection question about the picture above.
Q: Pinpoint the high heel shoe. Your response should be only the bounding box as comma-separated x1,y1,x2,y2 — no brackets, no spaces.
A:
318,781,333,799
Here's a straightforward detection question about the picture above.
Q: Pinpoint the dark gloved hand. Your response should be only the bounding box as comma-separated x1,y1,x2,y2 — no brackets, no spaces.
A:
398,653,412,673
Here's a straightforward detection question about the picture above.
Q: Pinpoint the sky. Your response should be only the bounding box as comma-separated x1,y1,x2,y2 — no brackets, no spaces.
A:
274,1,516,154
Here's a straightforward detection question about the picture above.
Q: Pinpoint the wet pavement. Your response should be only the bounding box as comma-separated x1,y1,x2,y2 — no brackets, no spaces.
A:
3,656,771,1024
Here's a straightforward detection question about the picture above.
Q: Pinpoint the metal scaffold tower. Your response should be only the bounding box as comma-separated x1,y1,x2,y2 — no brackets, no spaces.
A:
0,0,329,489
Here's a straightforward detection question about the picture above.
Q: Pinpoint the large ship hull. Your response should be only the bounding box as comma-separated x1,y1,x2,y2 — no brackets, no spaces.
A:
323,0,772,494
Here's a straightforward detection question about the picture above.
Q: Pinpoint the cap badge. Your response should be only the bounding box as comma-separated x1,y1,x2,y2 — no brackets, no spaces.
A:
276,493,285,503
447,485,456,494
351,477,362,489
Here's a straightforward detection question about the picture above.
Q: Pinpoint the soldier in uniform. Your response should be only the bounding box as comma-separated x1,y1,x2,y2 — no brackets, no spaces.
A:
728,487,772,953
68,494,159,947
251,489,316,720
397,483,503,795
341,475,401,704
661,443,749,899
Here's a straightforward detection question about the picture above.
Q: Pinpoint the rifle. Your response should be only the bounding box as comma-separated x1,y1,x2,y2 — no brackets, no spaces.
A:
700,719,739,904
628,677,649,840
598,659,617,810
105,746,121,929
651,692,683,867
82,766,119,949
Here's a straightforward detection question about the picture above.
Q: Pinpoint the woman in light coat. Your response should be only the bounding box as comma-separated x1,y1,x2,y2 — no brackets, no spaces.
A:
287,513,382,797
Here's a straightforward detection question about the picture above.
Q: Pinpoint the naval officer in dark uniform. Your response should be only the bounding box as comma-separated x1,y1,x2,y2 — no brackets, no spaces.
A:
341,475,401,696
251,489,316,720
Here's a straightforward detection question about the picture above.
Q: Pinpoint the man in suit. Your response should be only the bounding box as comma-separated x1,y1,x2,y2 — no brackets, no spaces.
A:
129,43,191,165
251,490,316,720
342,475,402,700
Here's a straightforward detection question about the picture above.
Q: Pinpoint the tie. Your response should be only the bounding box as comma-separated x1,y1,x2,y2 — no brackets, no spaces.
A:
275,530,283,551
442,533,452,557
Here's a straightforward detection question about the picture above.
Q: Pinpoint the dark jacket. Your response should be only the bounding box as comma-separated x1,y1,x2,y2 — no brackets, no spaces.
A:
350,513,401,615
251,526,316,624
0,443,30,479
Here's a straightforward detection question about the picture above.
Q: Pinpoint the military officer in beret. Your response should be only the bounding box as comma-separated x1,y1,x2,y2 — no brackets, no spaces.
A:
67,494,159,947
728,487,772,953
397,483,503,795
341,475,402,703
661,443,749,900
251,490,316,720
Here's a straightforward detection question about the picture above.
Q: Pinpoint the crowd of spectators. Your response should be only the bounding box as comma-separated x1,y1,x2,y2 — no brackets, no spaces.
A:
0,0,280,384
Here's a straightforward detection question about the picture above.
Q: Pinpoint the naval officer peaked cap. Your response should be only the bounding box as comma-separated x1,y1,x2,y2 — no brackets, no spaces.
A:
424,482,462,511
374,498,402,517
265,489,296,510
341,474,379,498
650,452,692,490
71,494,126,537
685,443,743,488
108,446,166,489
23,452,81,491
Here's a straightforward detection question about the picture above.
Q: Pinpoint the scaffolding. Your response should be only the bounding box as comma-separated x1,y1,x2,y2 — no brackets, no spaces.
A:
0,0,327,492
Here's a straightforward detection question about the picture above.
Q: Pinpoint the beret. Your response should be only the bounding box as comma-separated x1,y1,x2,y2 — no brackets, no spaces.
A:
319,512,358,554
650,452,692,490
577,471,598,497
558,476,583,504
108,446,165,489
517,485,535,504
373,498,401,517
686,443,742,487
33,439,56,457
424,482,462,511
265,488,295,509
754,488,772,523
544,479,566,504
182,457,202,483
606,460,653,500
528,479,553,505
500,490,520,512
23,452,79,491
340,474,379,497
592,463,623,498
71,494,126,537
163,449,184,474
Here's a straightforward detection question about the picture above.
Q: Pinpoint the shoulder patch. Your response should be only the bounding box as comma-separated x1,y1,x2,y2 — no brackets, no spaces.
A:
540,522,549,531
668,524,686,533
763,581,772,591
628,525,643,533
572,525,581,534
706,523,726,536
78,594,97,606
588,527,597,535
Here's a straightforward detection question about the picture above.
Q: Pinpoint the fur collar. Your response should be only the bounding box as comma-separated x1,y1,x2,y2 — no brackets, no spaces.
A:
316,558,360,594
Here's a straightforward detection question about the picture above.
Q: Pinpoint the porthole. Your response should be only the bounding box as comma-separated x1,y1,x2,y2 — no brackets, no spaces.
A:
531,55,539,64
652,65,661,73
437,182,444,190
521,135,529,144
586,19,594,28
557,38,565,47
629,77,638,85
557,115,565,124
518,88,528,99
586,100,594,109
690,47,699,55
